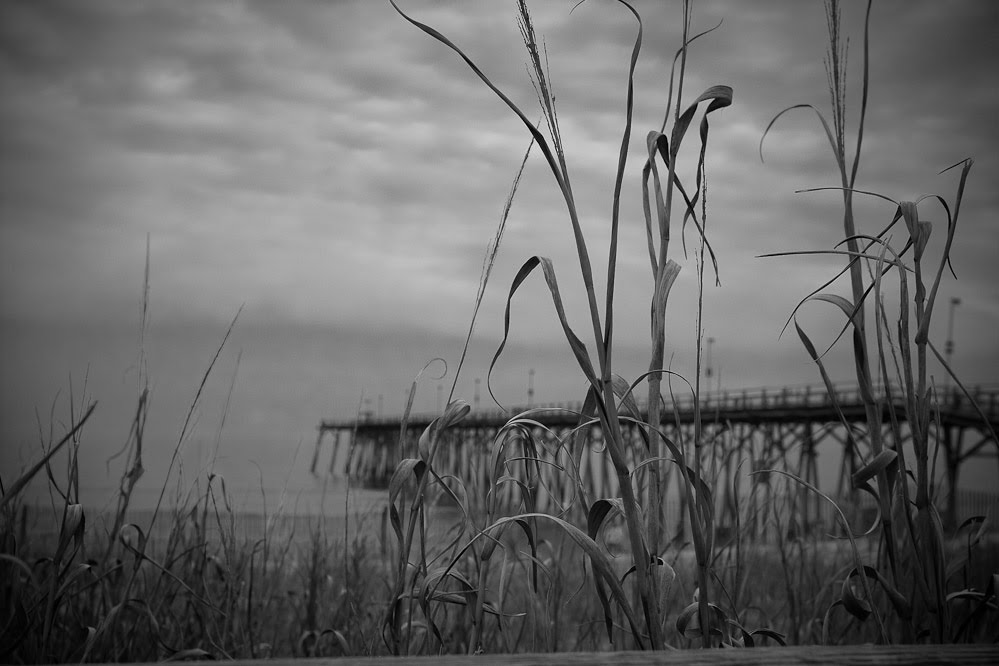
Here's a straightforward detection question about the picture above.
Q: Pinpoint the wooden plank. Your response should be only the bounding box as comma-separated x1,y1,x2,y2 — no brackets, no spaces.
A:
214,644,998,666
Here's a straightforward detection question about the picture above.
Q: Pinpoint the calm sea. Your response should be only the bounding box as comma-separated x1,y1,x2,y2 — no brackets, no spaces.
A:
14,476,391,551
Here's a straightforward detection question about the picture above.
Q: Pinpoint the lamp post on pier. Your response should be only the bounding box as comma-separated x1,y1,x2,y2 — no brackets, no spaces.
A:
704,337,715,407
528,368,535,408
706,336,715,393
944,297,960,401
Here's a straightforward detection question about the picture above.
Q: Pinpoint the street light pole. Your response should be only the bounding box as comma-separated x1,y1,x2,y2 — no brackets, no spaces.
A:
528,368,535,408
705,337,715,407
944,297,960,399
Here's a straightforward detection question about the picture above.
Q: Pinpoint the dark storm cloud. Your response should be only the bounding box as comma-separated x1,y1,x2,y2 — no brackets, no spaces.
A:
2,1,997,502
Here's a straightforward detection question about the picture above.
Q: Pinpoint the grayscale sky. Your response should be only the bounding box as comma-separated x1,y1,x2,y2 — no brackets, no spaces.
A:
2,1,997,505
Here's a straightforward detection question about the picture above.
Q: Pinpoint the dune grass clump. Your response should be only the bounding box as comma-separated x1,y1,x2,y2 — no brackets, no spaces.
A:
0,385,391,662
759,0,997,645
384,0,745,652
383,0,996,654
0,258,387,662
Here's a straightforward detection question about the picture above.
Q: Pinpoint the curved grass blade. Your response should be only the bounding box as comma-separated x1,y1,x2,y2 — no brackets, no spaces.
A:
675,600,726,639
916,159,972,344
388,459,426,544
2,403,97,512
851,449,896,488
651,260,682,369
681,85,732,284
642,131,668,273
490,513,645,648
388,1,564,195
649,133,721,272
760,104,842,173
671,86,732,160
487,256,598,408
581,497,622,645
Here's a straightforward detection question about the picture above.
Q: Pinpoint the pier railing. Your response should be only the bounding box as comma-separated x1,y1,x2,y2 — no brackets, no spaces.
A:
324,381,999,431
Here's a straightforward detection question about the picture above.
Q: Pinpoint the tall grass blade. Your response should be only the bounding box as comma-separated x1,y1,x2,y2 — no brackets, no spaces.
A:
603,0,642,363
450,137,534,403
760,104,842,172
915,159,972,344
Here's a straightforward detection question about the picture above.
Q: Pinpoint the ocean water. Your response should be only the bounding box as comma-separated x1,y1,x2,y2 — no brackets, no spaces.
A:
18,473,385,515
13,475,391,552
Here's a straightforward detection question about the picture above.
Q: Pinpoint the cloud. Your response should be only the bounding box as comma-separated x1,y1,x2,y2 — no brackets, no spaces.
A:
2,1,997,503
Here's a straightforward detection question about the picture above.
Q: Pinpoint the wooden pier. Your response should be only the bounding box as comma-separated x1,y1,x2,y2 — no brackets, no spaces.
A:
315,383,998,532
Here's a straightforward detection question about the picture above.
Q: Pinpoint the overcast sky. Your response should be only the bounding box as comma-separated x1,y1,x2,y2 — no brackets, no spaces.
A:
2,1,997,506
